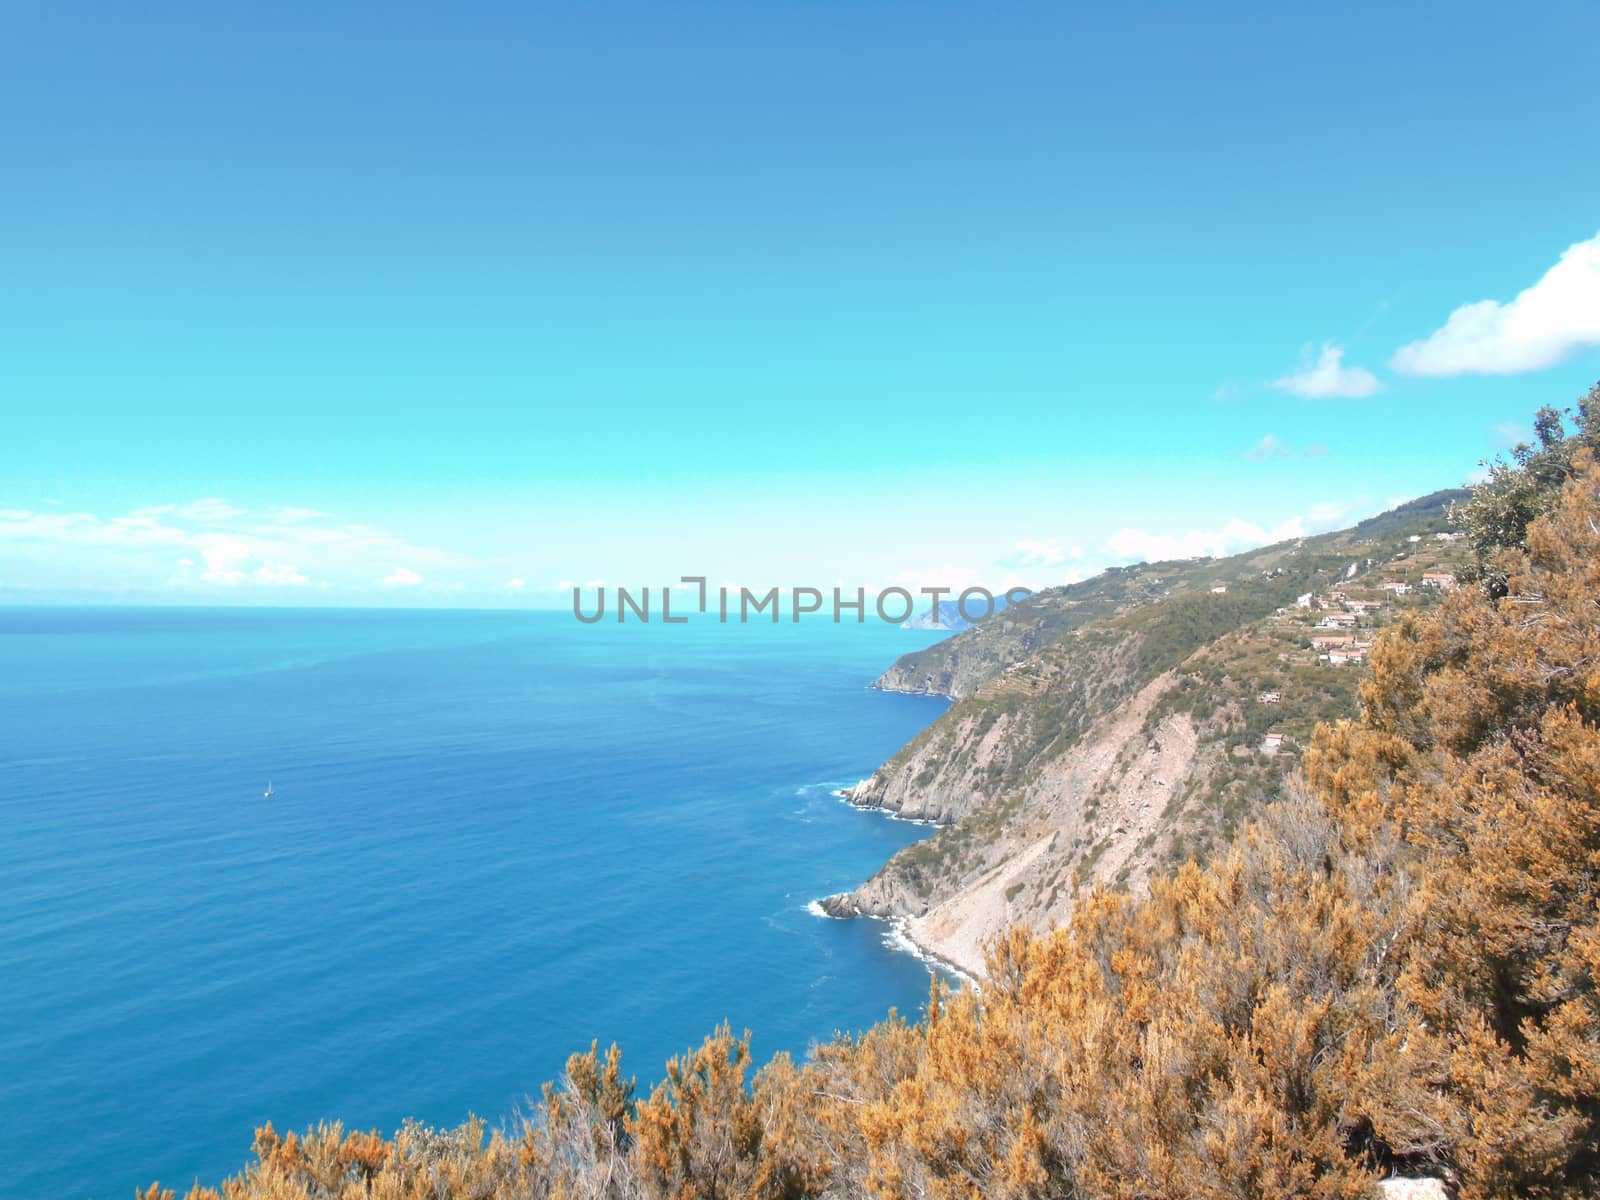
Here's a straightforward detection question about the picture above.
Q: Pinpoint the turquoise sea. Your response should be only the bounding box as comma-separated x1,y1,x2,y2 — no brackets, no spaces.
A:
0,608,952,1199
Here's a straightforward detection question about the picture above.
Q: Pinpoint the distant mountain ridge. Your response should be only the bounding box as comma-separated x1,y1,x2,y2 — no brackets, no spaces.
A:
871,489,1468,701
900,594,1014,632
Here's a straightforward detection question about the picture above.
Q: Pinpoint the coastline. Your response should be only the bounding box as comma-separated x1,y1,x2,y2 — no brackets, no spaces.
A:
882,915,984,987
868,679,957,701
807,898,982,988
812,780,985,985
828,783,949,828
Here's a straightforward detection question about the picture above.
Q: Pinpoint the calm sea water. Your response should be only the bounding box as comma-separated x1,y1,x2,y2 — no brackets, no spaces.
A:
0,607,952,1199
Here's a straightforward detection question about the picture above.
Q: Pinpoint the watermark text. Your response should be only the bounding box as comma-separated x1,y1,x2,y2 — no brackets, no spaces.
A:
571,577,1031,625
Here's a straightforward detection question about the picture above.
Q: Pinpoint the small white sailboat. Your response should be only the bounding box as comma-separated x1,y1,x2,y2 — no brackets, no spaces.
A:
263,780,275,799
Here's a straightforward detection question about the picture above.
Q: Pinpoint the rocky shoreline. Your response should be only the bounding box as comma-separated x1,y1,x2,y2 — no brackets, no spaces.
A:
869,675,956,700
818,783,988,981
812,892,985,984
817,667,1208,986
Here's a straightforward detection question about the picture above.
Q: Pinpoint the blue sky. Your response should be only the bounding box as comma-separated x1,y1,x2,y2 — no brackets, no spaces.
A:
3,1,1599,607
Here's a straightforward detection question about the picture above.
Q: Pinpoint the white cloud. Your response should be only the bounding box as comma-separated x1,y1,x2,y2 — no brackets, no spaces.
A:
1105,519,1291,563
0,508,186,548
1105,501,1354,564
1270,344,1381,399
194,533,252,584
1243,433,1329,462
1392,231,1600,376
106,515,189,545
1009,538,1081,568
134,498,247,523
503,577,526,590
381,567,422,587
0,494,476,596
254,560,310,586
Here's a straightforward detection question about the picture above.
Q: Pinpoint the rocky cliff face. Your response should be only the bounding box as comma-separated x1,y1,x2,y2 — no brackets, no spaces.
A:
854,672,1210,976
828,493,1474,978
851,626,1154,824
835,661,1242,977
867,623,1044,700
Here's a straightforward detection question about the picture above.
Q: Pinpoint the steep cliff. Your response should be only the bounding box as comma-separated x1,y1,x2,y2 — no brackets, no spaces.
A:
827,492,1472,976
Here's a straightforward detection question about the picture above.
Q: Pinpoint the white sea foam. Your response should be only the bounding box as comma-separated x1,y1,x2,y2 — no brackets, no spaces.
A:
828,784,945,826
889,812,943,827
879,917,979,989
808,904,978,986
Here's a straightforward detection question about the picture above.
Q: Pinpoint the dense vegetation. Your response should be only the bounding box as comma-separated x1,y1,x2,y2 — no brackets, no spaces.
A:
142,396,1600,1200
1451,382,1600,594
